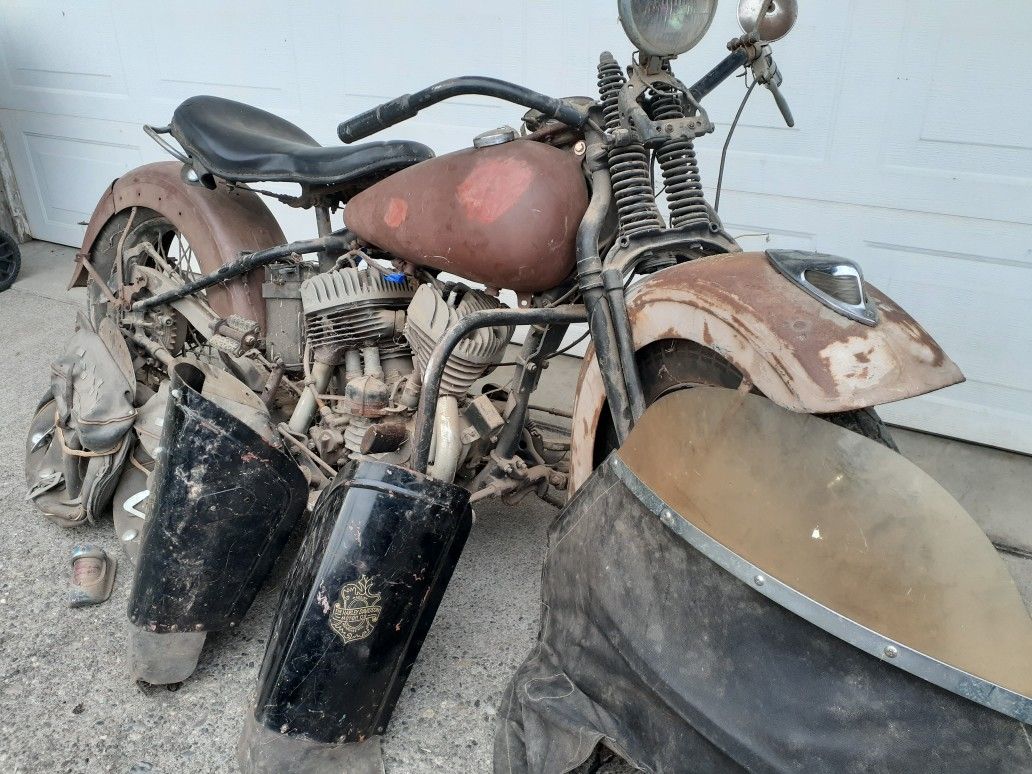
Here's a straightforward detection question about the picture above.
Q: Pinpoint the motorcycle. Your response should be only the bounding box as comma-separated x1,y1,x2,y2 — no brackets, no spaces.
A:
25,0,1032,771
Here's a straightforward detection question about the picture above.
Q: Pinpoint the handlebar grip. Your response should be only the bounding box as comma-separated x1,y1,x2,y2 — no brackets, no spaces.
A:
337,76,590,144
338,95,418,144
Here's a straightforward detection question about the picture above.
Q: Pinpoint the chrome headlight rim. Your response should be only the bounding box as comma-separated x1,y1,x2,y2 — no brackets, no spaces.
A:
617,0,719,58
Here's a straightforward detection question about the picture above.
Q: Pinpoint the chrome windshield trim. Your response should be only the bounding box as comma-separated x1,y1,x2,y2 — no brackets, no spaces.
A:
609,454,1032,725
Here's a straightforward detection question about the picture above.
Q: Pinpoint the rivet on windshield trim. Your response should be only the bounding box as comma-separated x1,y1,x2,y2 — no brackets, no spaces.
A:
753,575,766,587
884,645,899,659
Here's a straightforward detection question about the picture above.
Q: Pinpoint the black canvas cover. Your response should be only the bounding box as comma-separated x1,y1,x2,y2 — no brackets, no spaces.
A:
496,459,1032,773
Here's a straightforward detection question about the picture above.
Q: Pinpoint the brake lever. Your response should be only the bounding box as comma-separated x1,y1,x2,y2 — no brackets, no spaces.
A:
748,44,795,128
766,80,794,127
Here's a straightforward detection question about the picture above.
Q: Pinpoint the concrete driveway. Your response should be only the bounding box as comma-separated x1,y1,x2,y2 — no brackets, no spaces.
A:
1,242,1030,773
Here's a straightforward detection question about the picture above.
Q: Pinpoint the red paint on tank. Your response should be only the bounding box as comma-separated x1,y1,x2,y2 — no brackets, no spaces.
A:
344,139,588,293
384,197,408,228
456,156,534,224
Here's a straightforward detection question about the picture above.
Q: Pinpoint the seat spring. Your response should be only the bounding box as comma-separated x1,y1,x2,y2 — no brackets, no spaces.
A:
649,89,710,230
598,53,663,239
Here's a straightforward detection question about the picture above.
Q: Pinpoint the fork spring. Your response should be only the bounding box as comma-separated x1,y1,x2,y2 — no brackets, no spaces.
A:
650,89,710,230
598,53,663,240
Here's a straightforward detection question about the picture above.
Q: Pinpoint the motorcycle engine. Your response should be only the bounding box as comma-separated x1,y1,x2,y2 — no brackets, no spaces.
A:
296,267,512,470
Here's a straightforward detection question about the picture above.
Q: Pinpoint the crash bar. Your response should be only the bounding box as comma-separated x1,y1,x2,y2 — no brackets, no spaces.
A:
411,304,588,474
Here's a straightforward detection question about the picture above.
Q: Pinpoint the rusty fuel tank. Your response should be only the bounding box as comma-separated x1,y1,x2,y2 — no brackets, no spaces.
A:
344,139,588,293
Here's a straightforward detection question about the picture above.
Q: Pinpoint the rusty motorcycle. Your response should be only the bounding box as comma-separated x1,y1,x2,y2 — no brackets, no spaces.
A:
25,0,1032,771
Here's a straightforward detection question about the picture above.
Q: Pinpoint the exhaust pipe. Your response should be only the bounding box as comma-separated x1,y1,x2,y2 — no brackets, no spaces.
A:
238,460,473,773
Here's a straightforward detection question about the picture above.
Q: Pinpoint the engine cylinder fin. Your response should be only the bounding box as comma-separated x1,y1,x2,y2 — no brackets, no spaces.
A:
405,285,513,398
300,268,416,360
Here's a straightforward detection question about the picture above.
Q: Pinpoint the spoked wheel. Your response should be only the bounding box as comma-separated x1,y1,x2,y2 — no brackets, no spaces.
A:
0,229,21,292
594,338,897,466
86,208,207,386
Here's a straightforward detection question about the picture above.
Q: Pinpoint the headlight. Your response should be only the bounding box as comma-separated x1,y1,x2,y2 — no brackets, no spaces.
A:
617,0,718,58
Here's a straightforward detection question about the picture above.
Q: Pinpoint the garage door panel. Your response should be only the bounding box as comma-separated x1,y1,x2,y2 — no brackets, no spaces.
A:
118,2,303,116
863,242,1032,389
920,3,1031,153
879,385,1032,456
875,1,1032,223
0,1,128,116
340,4,529,100
0,1,1028,452
0,109,154,245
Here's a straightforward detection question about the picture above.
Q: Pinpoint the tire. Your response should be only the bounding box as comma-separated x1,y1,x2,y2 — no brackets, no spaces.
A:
594,338,898,466
0,229,20,291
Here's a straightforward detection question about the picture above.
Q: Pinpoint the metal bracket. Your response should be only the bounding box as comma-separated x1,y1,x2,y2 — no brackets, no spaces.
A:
143,125,190,164
618,61,714,147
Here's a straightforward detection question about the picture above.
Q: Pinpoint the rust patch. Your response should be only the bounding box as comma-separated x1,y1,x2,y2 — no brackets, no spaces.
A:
624,251,962,405
569,251,964,500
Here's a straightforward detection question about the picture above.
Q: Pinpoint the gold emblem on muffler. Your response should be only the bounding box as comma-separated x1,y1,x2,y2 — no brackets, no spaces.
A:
329,575,382,644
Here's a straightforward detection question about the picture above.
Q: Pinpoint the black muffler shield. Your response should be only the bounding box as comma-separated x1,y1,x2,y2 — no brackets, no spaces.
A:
128,363,306,632
240,460,472,771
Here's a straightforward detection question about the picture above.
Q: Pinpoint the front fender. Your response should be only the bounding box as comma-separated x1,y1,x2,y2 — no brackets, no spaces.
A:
569,251,963,495
70,161,286,330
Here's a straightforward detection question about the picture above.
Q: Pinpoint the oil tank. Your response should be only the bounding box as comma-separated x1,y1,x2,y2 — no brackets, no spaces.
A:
344,139,588,293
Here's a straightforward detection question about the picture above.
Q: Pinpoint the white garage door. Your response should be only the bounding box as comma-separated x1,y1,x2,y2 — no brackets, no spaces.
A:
1,1,1029,452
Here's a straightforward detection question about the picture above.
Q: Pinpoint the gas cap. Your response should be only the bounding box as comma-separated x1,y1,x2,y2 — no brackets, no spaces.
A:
473,125,517,148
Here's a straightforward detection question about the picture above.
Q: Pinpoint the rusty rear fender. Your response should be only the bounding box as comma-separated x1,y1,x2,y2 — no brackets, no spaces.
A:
71,161,286,330
568,251,964,495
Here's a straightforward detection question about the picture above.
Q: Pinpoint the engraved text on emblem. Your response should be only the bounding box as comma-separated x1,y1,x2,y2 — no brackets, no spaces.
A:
329,575,382,645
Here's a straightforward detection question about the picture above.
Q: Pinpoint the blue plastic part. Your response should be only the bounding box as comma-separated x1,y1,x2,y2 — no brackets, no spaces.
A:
385,272,407,284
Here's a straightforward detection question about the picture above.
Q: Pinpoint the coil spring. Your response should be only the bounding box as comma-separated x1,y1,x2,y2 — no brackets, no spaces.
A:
598,53,624,133
598,53,663,239
650,89,710,229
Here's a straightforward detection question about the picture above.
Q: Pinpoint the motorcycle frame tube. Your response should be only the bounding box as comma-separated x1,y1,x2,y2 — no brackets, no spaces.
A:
491,319,571,461
410,304,587,474
574,138,637,445
133,234,349,312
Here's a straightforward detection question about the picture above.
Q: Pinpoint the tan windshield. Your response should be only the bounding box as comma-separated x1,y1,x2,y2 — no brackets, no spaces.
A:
618,386,1032,698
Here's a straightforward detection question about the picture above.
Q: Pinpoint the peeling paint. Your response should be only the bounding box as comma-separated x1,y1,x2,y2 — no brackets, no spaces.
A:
567,252,964,498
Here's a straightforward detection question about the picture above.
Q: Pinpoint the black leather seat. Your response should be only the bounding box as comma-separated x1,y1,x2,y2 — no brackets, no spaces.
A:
170,95,433,187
